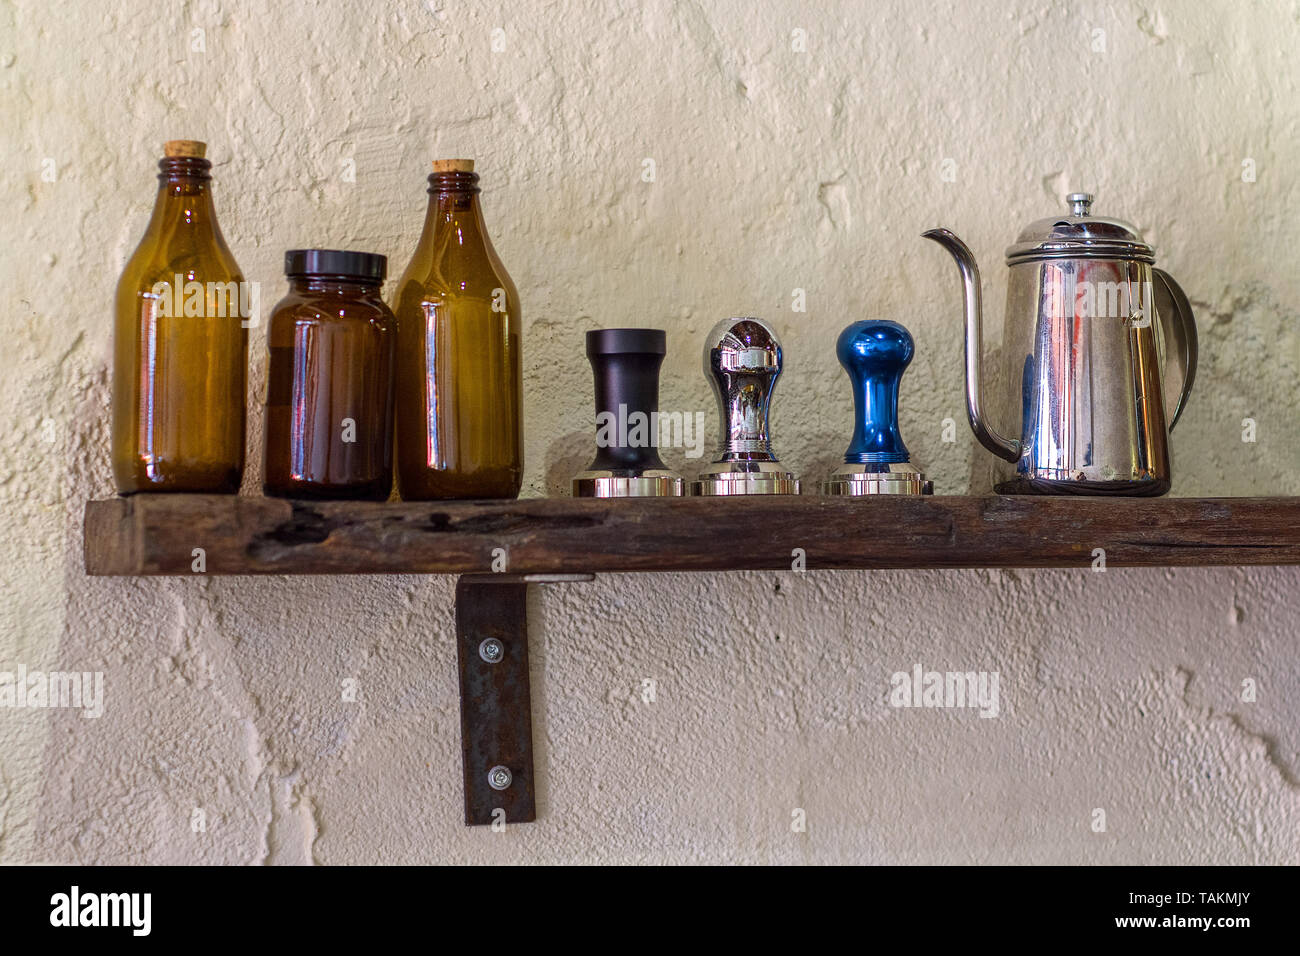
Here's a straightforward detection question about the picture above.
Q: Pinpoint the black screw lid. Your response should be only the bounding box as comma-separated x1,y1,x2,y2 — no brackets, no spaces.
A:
284,249,387,282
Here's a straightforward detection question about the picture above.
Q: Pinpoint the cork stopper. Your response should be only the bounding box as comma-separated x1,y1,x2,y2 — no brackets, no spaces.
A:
432,159,474,173
164,140,207,159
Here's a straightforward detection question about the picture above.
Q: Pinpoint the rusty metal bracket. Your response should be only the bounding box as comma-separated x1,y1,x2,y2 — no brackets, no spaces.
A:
454,573,592,826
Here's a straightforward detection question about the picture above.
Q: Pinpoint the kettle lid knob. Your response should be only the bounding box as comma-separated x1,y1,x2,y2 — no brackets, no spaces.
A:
1066,192,1095,216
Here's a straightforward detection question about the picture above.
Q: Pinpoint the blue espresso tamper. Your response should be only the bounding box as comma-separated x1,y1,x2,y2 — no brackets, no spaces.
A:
821,320,934,495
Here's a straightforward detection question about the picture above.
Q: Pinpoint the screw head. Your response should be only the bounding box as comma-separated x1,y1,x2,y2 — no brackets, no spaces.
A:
488,765,512,791
478,638,504,663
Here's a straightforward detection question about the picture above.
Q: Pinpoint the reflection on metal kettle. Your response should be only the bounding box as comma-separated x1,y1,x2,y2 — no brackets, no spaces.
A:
924,192,1197,496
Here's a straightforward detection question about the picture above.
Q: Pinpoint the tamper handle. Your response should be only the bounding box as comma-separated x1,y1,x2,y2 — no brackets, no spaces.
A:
586,328,668,474
704,317,782,460
838,320,913,465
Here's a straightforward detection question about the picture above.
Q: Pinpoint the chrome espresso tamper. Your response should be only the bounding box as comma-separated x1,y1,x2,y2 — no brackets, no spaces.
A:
572,328,684,497
822,320,933,495
691,317,799,495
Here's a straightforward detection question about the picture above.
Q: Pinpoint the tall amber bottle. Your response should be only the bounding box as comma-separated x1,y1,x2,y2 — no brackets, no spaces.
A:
393,159,522,499
112,140,247,493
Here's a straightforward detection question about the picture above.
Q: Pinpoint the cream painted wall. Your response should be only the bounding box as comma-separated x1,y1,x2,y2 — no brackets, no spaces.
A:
1,0,1297,864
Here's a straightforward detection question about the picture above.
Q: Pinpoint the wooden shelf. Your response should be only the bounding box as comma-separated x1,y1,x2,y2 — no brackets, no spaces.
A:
83,494,1300,576
82,492,1300,827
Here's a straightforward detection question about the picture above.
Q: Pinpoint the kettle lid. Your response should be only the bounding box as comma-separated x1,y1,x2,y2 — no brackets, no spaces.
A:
1005,193,1155,264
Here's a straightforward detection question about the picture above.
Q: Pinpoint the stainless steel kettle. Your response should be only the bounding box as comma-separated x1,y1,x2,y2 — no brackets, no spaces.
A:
924,192,1197,495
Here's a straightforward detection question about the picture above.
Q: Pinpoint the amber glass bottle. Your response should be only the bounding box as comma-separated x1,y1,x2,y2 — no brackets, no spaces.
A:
263,250,397,500
392,159,522,499
112,140,247,493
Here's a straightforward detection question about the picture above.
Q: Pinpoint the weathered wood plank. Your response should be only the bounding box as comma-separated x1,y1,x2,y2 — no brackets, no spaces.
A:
82,494,1300,576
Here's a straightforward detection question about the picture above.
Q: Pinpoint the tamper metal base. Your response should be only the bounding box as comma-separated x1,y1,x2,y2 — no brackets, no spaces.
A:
820,463,933,496
572,469,683,497
691,471,800,496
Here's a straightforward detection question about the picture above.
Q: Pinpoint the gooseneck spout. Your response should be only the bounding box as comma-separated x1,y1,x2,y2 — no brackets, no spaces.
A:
921,228,1021,464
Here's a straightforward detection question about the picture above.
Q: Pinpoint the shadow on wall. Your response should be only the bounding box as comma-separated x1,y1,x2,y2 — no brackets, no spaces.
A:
544,429,592,497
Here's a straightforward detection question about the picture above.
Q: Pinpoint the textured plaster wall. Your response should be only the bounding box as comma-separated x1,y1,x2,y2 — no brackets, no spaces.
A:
1,0,1298,864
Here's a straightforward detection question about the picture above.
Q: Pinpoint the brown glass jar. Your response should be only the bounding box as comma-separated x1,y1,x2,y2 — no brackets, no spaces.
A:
263,250,396,500
112,140,247,493
392,159,522,499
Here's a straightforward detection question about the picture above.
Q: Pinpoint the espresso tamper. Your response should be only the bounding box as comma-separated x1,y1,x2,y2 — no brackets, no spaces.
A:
822,320,933,496
572,328,684,497
690,317,799,495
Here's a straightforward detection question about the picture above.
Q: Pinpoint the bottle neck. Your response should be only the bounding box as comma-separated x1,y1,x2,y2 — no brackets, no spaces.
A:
147,158,219,237
288,276,382,296
421,171,490,247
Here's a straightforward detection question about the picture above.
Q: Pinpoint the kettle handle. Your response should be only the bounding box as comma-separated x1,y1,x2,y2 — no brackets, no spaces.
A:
1152,269,1198,430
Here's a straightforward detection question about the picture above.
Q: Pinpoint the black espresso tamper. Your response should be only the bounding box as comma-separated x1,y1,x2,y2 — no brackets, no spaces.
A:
571,328,684,497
